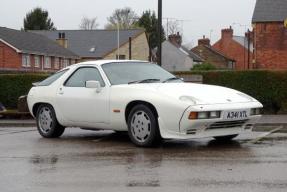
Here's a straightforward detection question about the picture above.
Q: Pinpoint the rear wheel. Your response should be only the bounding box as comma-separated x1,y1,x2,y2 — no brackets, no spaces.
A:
127,104,160,147
36,104,65,138
214,134,238,142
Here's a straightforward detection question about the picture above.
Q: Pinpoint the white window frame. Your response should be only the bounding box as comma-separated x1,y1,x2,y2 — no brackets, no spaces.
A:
54,57,60,69
34,56,40,68
44,56,51,68
22,54,30,67
63,59,69,68
116,55,126,60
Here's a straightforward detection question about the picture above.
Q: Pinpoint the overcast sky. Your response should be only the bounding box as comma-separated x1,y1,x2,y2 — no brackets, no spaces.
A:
0,0,257,47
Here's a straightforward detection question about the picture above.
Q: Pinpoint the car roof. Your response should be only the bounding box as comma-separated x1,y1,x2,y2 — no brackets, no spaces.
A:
72,60,149,67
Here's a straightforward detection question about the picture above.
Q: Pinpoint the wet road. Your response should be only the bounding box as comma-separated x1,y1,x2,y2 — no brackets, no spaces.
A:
0,128,287,192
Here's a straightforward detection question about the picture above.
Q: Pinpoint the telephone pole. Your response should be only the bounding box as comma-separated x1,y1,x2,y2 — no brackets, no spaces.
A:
158,0,162,66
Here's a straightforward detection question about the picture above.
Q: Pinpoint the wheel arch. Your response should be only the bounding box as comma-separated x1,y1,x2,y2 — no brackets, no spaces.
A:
125,100,159,123
32,102,53,117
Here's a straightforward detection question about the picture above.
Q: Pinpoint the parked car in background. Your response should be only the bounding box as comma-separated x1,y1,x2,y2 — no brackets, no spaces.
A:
27,60,263,147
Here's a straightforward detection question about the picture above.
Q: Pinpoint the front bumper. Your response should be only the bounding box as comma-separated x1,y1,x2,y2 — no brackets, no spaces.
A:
159,102,262,140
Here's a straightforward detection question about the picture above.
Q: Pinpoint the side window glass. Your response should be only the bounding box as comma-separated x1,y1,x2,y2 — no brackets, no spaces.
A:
65,67,105,87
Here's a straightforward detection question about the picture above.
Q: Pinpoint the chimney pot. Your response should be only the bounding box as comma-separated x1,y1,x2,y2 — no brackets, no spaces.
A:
168,33,182,47
221,27,234,39
198,36,210,46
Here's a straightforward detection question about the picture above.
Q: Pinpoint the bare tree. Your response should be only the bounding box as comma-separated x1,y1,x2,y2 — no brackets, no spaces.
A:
79,17,99,30
105,7,138,29
166,20,181,36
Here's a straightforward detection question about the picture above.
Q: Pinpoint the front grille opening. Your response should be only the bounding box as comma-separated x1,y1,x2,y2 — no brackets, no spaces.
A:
207,120,248,130
187,129,197,135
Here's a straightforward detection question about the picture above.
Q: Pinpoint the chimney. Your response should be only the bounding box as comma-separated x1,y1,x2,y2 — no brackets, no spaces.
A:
56,32,68,48
198,35,211,46
221,26,233,39
168,32,182,47
245,30,254,43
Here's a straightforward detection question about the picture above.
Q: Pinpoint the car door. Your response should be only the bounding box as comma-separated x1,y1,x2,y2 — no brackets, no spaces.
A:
56,66,109,124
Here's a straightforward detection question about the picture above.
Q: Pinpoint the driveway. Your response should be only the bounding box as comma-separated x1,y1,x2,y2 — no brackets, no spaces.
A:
0,128,287,192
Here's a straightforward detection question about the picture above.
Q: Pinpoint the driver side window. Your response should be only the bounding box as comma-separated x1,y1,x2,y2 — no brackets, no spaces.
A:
65,67,105,87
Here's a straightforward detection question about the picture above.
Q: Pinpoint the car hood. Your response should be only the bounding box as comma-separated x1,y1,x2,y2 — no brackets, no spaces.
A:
155,83,256,105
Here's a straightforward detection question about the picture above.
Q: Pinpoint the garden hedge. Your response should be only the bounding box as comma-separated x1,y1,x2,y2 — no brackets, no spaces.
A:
0,74,48,109
0,71,287,114
175,70,287,114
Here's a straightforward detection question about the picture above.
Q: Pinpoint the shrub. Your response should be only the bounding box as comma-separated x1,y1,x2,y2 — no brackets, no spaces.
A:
191,62,217,71
0,74,48,109
175,70,287,114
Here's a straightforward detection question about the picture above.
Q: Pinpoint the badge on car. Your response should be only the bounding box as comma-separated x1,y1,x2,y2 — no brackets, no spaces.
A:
224,110,249,120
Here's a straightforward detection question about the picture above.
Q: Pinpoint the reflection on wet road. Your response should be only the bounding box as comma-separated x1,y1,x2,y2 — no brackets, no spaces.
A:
0,128,287,192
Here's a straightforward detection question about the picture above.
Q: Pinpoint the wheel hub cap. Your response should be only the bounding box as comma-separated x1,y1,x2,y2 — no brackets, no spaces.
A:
131,111,151,143
38,107,53,133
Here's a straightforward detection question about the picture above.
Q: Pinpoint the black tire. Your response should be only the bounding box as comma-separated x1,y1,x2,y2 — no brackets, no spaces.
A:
214,134,238,142
127,104,160,147
36,104,65,138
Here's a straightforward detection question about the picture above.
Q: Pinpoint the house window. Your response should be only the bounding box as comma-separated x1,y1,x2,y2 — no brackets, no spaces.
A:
261,24,267,32
34,56,40,68
54,57,60,69
44,56,51,68
22,54,30,67
71,59,75,65
63,59,69,67
228,61,235,69
116,55,126,60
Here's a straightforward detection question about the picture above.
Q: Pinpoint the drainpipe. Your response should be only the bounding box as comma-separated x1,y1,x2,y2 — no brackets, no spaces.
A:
129,37,132,60
157,0,162,66
41,56,44,71
247,29,251,69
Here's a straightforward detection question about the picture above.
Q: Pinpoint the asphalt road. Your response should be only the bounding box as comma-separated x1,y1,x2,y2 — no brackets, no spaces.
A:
0,127,287,192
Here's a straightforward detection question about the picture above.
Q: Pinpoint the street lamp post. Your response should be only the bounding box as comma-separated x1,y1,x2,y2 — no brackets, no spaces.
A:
117,22,120,60
158,0,162,66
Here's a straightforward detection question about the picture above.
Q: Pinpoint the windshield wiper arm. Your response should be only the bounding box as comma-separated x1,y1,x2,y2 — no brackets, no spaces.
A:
162,77,181,83
128,79,160,84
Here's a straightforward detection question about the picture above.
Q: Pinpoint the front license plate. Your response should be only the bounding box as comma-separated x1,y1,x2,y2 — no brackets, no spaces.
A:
224,110,249,120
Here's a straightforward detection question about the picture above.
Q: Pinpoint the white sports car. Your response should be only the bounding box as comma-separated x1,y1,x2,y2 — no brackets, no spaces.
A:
27,60,263,147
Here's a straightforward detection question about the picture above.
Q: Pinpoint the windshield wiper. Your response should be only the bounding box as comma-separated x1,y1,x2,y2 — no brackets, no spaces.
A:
162,77,181,83
128,79,161,84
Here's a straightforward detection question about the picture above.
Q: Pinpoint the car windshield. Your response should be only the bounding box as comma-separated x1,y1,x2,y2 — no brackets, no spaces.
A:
102,62,182,85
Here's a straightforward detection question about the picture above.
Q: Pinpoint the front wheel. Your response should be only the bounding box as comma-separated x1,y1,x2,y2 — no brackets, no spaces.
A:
36,104,65,138
127,104,160,147
214,134,238,142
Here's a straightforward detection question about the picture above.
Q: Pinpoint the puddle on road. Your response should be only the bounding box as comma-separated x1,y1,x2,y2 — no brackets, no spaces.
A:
30,154,59,165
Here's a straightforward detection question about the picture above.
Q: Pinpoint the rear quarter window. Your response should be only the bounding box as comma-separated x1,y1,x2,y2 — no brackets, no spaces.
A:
38,69,69,86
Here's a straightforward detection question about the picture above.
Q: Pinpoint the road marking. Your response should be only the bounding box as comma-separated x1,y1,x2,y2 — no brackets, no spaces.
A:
250,126,283,144
0,129,36,136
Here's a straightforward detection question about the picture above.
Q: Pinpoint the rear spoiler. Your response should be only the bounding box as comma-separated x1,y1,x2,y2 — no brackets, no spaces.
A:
32,82,40,86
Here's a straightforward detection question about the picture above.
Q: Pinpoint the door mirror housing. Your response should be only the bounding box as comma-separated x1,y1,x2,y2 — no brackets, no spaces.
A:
85,81,102,93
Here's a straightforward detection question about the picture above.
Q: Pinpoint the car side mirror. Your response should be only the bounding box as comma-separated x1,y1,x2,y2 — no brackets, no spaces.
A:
85,80,102,93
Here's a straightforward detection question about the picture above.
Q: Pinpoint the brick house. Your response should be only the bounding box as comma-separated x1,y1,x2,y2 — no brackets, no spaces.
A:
0,27,79,72
191,36,235,69
162,33,203,72
212,27,253,70
32,29,150,62
252,0,287,69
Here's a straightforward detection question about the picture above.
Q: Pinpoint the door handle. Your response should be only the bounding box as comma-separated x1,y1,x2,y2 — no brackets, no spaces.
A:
58,88,64,95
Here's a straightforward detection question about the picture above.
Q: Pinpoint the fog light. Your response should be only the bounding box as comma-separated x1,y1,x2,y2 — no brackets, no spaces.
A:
210,111,221,118
250,108,262,116
198,112,209,119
